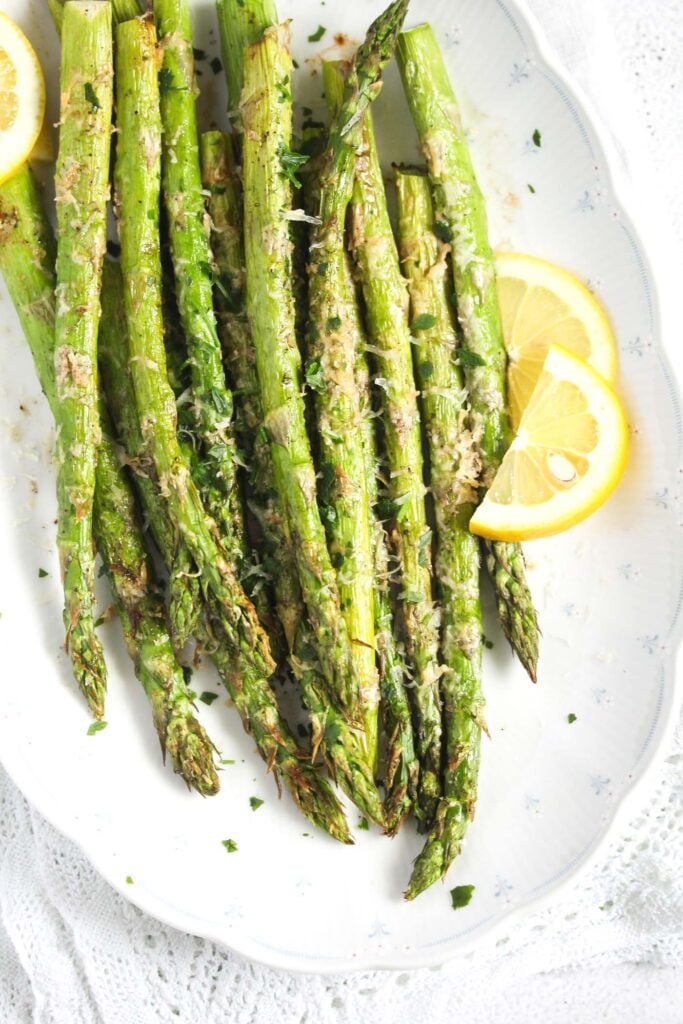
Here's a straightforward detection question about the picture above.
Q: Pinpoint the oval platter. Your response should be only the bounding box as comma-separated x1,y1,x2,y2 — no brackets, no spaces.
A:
0,0,681,972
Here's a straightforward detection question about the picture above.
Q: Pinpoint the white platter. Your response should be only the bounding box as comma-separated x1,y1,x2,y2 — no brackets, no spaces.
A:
1,0,681,973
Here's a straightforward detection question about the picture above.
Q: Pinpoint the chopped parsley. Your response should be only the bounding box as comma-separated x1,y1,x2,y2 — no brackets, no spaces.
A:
527,183,536,193
210,57,223,75
567,713,577,724
450,884,475,910
456,348,486,369
419,360,434,380
327,315,342,331
304,359,326,393
221,838,238,853
199,691,219,706
277,143,309,188
308,25,326,43
220,758,236,765
249,797,264,811
38,568,49,578
433,220,453,243
193,47,207,61
87,720,108,736
532,128,542,148
84,82,100,110
410,313,437,331
357,817,369,831
125,875,134,885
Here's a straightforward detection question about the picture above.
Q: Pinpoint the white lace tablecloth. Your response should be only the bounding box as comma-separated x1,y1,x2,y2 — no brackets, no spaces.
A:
2,1,683,1020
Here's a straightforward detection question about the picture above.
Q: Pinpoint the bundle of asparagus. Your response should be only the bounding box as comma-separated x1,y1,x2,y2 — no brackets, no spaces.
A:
0,0,539,898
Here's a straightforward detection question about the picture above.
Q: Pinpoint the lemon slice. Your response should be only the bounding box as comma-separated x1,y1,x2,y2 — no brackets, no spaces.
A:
496,251,618,428
0,13,46,185
470,345,628,541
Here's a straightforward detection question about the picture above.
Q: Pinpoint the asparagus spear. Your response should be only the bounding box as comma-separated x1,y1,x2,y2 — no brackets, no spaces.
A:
348,102,443,829
396,169,485,896
319,48,415,821
52,1,114,717
154,0,246,582
396,24,539,680
304,2,412,768
240,21,362,726
216,0,277,115
114,15,273,676
98,260,203,655
200,130,300,651
97,262,352,843
0,166,218,794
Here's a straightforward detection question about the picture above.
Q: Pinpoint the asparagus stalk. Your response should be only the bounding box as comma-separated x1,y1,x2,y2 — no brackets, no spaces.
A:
396,24,539,680
0,166,218,794
397,169,485,896
97,262,352,843
304,2,412,769
200,130,300,651
52,1,114,717
216,0,277,115
349,104,443,829
353,266,418,834
98,260,203,654
318,37,413,811
114,15,273,676
240,22,362,726
154,0,246,583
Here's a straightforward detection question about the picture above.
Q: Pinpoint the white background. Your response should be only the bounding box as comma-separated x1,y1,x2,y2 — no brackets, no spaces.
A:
1,0,683,1020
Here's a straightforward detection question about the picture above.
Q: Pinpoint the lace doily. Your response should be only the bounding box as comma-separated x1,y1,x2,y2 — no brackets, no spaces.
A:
1,0,682,1020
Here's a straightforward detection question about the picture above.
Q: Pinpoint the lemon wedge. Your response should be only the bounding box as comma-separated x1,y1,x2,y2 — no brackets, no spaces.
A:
495,252,618,428
470,345,628,541
0,12,46,185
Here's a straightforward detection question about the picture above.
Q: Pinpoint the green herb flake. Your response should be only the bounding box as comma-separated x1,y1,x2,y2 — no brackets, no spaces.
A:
182,665,193,686
567,713,577,724
220,757,236,765
125,875,134,885
532,128,542,148
483,638,494,650
292,58,300,69
192,47,207,61
304,360,326,394
419,360,434,380
158,67,176,94
276,76,292,102
199,691,219,706
527,183,536,194
450,884,475,910
210,57,223,75
84,82,100,110
433,220,453,243
87,720,108,736
249,797,264,811
457,348,486,369
327,315,342,331
38,568,49,578
277,143,309,188
221,839,238,853
411,313,437,332
308,24,326,43
357,817,369,831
